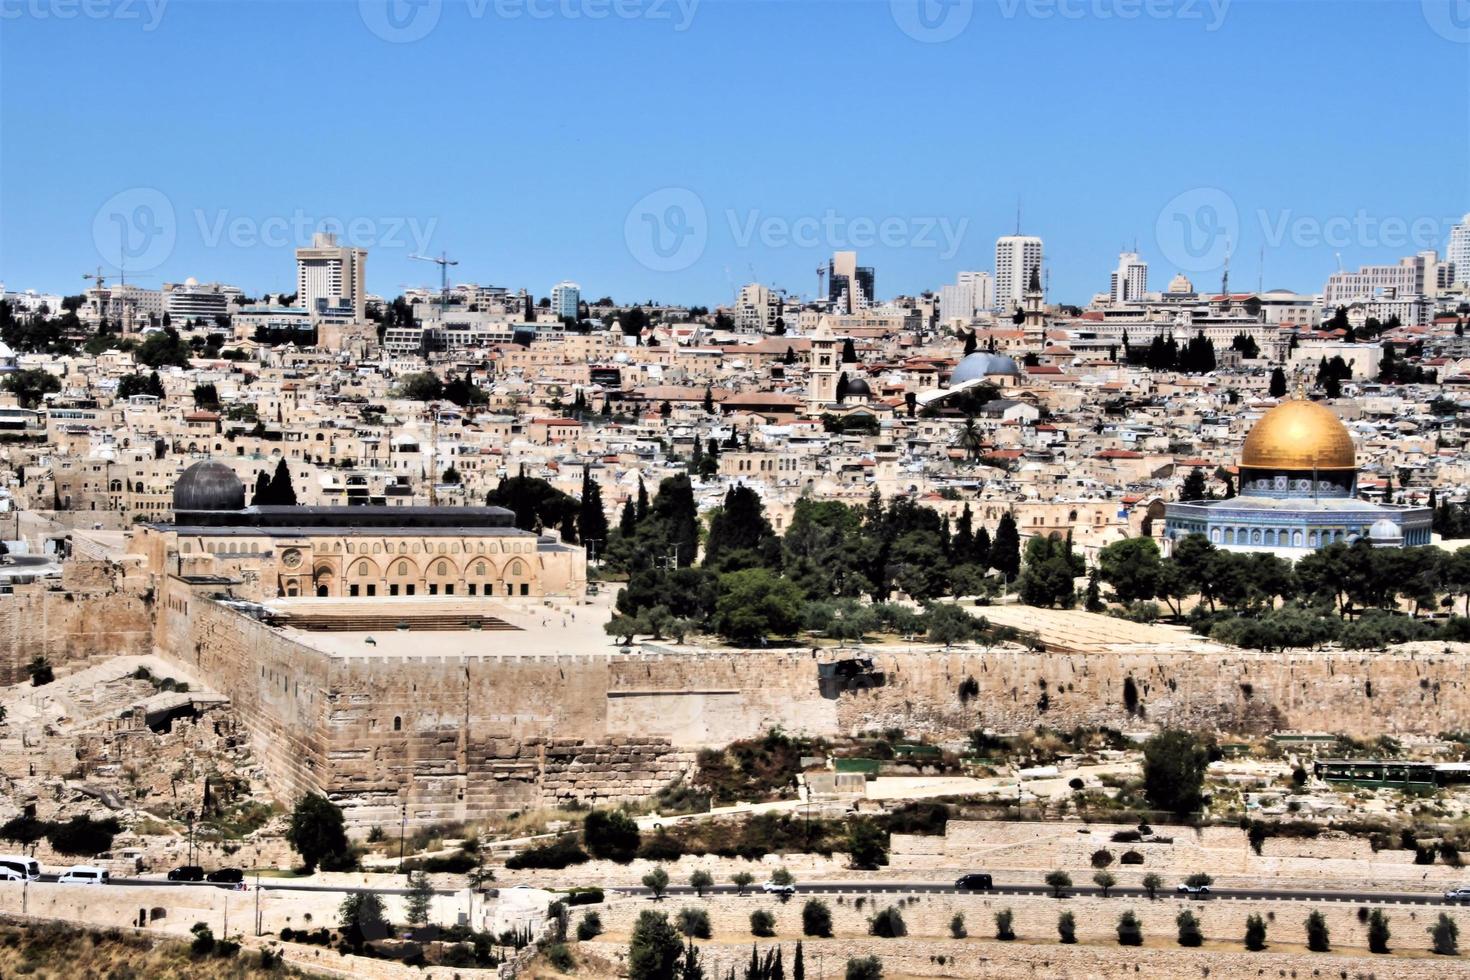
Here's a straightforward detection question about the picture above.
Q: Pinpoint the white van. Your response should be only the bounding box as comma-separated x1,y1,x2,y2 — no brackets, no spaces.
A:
0,855,40,881
58,865,109,885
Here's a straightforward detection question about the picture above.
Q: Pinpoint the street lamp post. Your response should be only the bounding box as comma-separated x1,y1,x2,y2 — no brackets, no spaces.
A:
399,801,408,876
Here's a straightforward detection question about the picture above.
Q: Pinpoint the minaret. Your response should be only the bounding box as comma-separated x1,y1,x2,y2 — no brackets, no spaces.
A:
1021,265,1047,346
807,316,840,411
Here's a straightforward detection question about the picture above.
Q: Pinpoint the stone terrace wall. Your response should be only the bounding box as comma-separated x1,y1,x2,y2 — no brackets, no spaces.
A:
892,820,1470,888
844,646,1470,737
585,935,1470,980
0,581,150,685
586,891,1470,962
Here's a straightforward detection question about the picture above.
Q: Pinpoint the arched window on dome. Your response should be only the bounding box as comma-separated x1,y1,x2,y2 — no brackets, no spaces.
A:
1210,528,1221,544
1292,530,1303,547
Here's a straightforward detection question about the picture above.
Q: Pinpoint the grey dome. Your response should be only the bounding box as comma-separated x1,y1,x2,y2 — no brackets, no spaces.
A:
173,460,245,512
951,352,1021,386
843,376,872,398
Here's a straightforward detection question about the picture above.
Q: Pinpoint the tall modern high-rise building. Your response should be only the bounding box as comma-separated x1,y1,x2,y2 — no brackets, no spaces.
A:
551,280,581,320
828,250,874,314
1448,213,1470,285
994,235,1042,313
295,232,367,321
938,271,993,325
1109,251,1148,304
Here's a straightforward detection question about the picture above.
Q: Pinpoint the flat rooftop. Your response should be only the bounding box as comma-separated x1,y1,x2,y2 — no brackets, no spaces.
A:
264,593,622,659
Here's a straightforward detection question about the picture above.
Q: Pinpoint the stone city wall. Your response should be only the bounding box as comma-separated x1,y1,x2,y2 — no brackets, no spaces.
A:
154,595,1470,828
843,645,1470,738
0,579,151,685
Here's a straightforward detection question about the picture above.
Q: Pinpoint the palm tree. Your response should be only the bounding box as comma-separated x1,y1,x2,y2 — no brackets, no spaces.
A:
957,414,984,461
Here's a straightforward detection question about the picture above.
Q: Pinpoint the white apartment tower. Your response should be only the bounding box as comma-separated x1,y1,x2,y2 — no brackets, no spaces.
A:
994,235,1042,313
295,232,367,321
1448,213,1470,286
551,281,581,320
1109,251,1148,305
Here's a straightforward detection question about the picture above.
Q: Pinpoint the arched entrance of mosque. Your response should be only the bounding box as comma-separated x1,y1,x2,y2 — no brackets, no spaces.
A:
386,557,419,596
501,558,531,597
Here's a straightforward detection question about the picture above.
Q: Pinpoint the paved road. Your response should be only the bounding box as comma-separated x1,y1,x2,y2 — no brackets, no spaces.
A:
32,873,452,896
629,881,1467,907
28,874,1467,907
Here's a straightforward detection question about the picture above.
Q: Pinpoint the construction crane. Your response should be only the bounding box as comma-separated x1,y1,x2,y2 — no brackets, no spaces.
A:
410,251,459,313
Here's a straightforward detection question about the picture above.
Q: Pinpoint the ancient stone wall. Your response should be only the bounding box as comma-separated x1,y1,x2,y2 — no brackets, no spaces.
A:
842,645,1470,737
154,593,1470,828
541,737,696,809
0,579,151,685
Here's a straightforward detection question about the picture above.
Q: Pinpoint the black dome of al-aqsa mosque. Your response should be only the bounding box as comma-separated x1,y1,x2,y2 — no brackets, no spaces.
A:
173,459,246,512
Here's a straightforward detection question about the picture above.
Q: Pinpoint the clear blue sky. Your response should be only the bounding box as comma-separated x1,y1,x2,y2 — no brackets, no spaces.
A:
2,0,1467,307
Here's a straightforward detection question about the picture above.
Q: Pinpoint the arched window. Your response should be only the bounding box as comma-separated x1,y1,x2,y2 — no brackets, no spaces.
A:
436,561,447,576
393,716,401,731
397,561,409,575
476,562,487,576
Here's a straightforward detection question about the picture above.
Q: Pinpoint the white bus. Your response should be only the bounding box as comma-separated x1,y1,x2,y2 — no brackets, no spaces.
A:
0,855,40,881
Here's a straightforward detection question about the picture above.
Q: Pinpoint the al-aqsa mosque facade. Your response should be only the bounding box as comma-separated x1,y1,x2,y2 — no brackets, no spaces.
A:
1165,400,1431,553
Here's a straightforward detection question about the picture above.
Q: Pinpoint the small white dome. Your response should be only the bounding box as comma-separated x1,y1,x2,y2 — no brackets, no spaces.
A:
184,276,199,287
1368,518,1402,541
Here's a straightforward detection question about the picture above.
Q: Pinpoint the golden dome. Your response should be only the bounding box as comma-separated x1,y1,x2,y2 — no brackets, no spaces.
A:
1240,400,1356,471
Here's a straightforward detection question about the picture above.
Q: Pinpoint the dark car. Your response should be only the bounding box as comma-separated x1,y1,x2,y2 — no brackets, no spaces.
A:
207,868,244,884
955,873,993,890
167,865,205,882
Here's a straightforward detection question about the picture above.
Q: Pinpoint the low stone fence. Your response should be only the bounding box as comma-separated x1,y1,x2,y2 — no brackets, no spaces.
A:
584,889,1470,956
582,935,1470,980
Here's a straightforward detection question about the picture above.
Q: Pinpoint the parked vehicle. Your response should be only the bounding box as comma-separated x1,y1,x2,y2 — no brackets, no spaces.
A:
207,868,244,884
0,855,40,881
0,867,24,882
955,873,993,890
58,866,110,885
1176,882,1210,896
1445,887,1470,902
760,881,797,896
167,865,205,882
